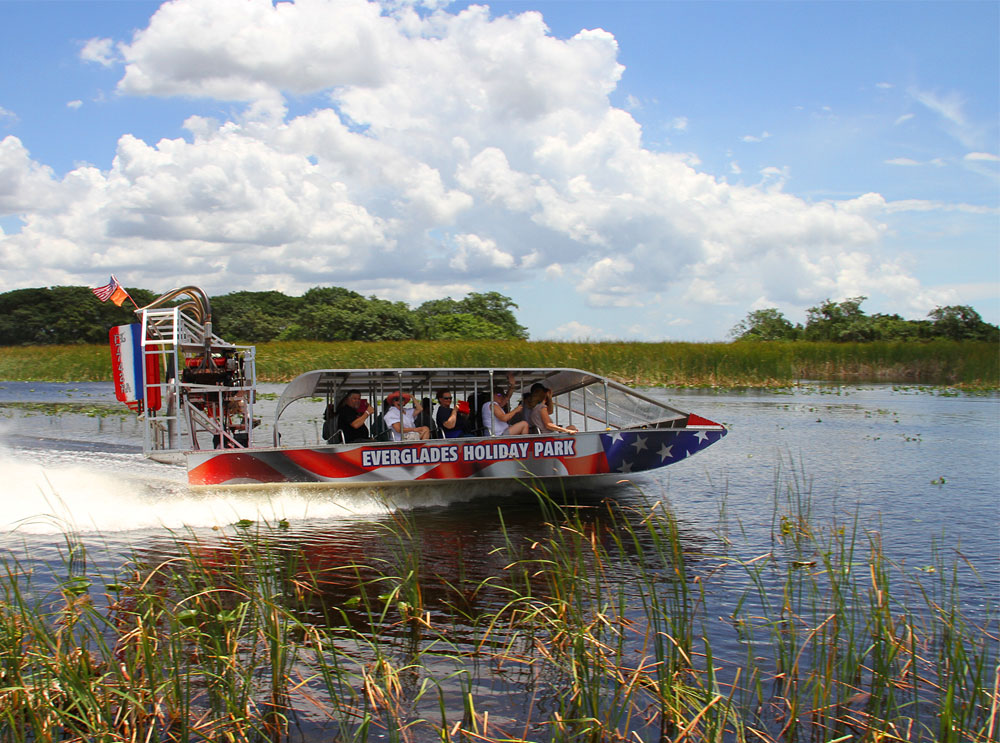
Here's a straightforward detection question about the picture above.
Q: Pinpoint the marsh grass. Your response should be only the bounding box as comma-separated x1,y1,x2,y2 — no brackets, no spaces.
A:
1,339,996,387
0,482,995,742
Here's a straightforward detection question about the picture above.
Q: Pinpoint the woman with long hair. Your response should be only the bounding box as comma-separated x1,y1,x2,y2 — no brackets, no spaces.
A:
526,383,577,435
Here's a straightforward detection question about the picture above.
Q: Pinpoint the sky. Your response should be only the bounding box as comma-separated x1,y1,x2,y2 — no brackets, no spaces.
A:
0,0,996,341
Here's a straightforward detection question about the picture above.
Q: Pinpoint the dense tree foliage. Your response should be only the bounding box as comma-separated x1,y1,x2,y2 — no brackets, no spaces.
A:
413,292,529,340
0,285,528,345
731,297,999,343
0,286,157,345
729,308,801,341
927,305,998,341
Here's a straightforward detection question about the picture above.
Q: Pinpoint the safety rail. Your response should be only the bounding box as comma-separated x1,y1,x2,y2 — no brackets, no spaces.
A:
134,302,257,462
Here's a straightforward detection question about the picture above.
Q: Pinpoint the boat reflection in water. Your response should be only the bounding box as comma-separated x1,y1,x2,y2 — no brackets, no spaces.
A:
121,486,715,739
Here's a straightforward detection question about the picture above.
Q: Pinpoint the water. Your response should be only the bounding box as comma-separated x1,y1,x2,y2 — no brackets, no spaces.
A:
0,380,996,738
1,380,996,611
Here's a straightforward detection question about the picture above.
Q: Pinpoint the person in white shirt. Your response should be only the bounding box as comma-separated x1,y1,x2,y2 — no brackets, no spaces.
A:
383,392,431,441
482,388,529,436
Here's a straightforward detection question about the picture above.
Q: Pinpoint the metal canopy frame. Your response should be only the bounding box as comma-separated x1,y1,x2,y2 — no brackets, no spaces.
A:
272,367,688,444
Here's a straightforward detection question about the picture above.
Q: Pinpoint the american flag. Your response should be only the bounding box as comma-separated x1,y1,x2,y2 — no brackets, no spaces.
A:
92,275,121,302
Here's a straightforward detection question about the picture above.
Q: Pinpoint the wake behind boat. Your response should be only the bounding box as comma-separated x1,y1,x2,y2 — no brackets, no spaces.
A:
110,287,726,487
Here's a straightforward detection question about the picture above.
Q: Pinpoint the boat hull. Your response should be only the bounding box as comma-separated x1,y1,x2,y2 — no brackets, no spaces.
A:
187,427,726,487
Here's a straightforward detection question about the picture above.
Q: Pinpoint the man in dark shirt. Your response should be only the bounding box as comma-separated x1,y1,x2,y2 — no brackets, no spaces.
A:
435,389,467,438
333,390,373,443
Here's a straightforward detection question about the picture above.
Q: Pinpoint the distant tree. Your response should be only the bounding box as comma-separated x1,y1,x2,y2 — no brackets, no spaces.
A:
293,293,415,341
300,286,366,307
459,292,529,339
353,297,416,341
928,305,1000,342
422,313,511,340
867,313,931,341
804,296,872,342
212,290,302,341
413,298,462,320
292,305,357,341
730,308,800,341
0,286,154,345
294,288,374,340
415,291,528,340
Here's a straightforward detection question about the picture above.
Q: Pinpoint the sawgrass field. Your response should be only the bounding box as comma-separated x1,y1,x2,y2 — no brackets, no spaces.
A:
0,339,996,388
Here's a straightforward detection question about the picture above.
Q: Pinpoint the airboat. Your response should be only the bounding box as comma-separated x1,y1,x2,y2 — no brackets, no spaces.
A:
111,287,726,487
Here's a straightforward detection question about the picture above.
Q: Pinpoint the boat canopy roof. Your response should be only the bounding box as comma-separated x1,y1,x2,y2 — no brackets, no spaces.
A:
273,367,687,437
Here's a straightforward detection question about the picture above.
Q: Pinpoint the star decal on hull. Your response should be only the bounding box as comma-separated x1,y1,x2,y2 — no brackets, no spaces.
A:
600,428,726,474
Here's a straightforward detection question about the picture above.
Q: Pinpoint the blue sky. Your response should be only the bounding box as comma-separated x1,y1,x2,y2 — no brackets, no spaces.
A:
0,0,996,340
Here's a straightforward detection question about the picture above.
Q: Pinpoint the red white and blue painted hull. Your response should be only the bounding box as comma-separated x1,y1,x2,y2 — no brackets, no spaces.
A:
187,426,726,487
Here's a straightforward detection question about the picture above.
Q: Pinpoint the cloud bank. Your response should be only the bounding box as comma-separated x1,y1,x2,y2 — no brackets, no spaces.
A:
0,0,947,337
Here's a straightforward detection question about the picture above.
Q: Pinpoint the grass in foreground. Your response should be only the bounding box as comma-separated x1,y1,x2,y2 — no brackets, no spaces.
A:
1,339,997,387
0,476,995,742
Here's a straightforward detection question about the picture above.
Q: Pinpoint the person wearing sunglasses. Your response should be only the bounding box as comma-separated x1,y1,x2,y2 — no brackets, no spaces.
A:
435,389,468,438
384,392,431,441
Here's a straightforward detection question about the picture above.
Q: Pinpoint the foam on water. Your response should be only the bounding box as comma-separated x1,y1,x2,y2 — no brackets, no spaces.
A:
0,441,510,535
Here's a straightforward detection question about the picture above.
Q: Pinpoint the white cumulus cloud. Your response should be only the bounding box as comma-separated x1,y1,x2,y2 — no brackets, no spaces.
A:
80,37,119,67
0,0,935,337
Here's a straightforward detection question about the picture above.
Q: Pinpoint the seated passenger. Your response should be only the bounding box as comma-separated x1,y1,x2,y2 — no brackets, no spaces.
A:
526,383,578,434
482,389,529,436
414,396,433,429
384,392,431,441
333,389,373,444
215,391,253,448
435,389,470,438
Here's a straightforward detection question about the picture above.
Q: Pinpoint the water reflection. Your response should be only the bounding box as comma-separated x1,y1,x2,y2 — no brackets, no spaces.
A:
0,383,994,741
128,490,716,632
105,490,723,740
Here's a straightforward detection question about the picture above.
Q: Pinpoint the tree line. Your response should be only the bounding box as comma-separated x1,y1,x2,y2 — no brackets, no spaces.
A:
2,286,994,346
731,297,999,342
0,285,529,345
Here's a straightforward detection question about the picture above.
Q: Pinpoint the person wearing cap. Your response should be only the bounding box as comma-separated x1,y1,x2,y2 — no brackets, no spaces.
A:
435,389,469,438
482,375,529,436
384,392,430,441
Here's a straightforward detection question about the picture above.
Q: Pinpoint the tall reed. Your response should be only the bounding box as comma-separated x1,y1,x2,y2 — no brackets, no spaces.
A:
2,339,996,387
0,478,994,741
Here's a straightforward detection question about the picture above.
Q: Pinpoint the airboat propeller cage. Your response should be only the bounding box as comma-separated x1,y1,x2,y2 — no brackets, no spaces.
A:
124,285,257,462
138,286,214,362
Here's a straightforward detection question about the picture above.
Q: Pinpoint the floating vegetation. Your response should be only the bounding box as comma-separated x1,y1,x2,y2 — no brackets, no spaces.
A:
0,476,994,742
0,401,127,418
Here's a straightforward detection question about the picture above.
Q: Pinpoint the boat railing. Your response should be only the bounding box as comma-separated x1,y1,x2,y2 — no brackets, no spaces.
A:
270,367,693,445
136,304,258,458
